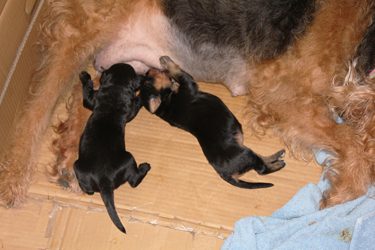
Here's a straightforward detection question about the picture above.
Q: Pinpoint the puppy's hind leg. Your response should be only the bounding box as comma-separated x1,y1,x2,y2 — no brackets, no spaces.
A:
256,149,286,175
220,149,285,189
124,153,151,188
128,163,151,188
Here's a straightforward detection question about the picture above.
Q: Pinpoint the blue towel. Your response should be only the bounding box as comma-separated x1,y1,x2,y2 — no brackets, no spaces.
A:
222,177,375,250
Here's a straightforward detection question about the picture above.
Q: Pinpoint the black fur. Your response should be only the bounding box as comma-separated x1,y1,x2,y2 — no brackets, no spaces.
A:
140,56,285,189
74,64,151,234
162,0,316,59
355,15,375,75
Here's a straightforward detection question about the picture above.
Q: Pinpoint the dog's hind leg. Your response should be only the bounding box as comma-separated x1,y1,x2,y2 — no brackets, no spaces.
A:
0,2,110,206
319,137,375,208
0,54,86,206
250,86,374,207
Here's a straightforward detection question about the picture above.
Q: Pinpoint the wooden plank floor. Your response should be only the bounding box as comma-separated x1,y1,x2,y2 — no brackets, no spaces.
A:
0,82,321,249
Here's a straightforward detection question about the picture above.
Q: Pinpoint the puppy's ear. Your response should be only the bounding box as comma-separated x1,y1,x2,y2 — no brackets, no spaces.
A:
149,96,161,113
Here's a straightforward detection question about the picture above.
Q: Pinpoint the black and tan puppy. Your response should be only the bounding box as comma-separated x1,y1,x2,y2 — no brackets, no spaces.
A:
74,64,151,233
140,56,285,189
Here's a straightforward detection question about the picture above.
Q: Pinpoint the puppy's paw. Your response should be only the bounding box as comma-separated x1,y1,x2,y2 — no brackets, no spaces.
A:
159,56,174,68
129,163,151,188
259,149,286,174
139,163,151,173
79,71,91,84
159,56,181,77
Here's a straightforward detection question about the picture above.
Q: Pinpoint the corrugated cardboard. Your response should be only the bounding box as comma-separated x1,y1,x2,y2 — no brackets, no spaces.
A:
0,0,43,152
0,1,322,249
0,0,39,92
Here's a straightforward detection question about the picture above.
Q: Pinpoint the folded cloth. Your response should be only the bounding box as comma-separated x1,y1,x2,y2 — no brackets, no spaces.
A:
222,177,375,250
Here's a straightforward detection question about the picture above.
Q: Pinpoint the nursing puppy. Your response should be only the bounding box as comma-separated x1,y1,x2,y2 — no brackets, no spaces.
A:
141,56,285,188
74,64,151,233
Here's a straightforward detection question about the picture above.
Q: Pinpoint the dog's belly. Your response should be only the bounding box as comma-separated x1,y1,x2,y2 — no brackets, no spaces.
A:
93,9,169,74
94,4,251,96
167,27,251,96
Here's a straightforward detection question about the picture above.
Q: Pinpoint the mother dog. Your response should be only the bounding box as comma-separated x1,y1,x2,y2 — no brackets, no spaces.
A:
1,0,374,208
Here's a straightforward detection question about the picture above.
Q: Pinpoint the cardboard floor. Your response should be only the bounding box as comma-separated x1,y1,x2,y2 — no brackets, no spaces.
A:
0,82,321,249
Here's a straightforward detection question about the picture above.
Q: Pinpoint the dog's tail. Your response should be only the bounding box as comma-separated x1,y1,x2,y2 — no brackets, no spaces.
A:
221,175,273,189
100,183,126,234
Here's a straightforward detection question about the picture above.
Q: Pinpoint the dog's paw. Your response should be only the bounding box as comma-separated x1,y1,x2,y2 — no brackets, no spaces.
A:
56,168,82,193
0,156,30,207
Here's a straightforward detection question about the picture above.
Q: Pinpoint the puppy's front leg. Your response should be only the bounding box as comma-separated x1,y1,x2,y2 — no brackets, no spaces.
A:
79,71,97,110
159,56,198,96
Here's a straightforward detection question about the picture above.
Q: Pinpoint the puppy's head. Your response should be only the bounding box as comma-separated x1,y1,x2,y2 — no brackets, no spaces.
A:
100,63,142,91
140,69,179,113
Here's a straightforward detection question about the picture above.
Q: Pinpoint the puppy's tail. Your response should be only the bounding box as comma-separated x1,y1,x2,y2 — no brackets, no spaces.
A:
221,175,273,189
100,184,126,234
